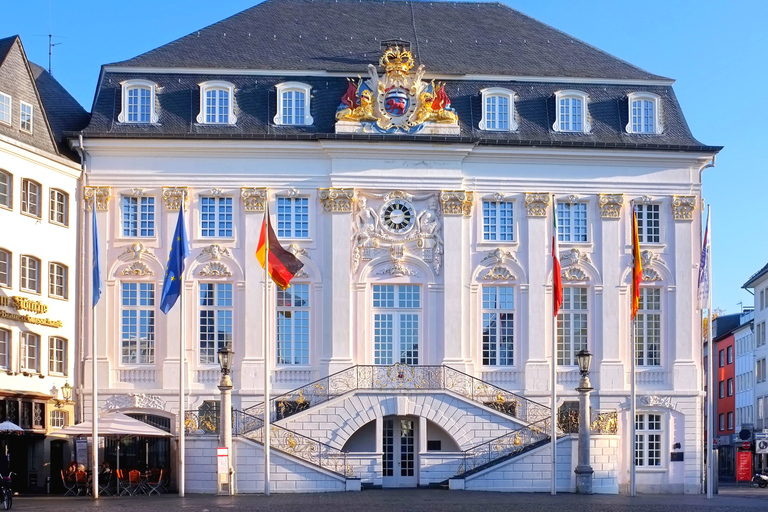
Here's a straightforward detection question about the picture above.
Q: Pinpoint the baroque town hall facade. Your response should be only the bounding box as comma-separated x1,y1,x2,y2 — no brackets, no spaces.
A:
77,0,719,494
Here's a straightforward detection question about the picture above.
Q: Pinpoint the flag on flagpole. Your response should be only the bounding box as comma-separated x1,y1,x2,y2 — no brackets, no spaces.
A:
256,207,304,289
92,209,102,308
160,207,190,314
631,205,643,319
552,196,563,316
698,207,711,309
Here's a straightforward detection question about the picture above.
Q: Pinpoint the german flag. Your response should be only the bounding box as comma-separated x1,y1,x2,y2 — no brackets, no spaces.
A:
256,209,304,289
631,205,643,319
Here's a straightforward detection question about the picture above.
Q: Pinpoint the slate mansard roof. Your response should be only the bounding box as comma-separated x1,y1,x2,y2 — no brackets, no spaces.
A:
82,0,720,153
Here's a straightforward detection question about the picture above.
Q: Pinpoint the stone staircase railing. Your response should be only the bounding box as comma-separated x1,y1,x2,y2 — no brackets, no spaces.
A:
243,363,552,428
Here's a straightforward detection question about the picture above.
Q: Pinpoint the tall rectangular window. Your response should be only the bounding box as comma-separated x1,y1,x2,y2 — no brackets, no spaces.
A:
49,262,68,299
127,87,152,123
122,196,155,237
121,282,155,364
727,345,733,364
277,197,309,238
50,410,67,429
281,90,306,125
373,284,421,365
49,336,67,375
276,283,310,365
20,101,33,133
0,170,10,209
482,200,514,241
557,287,588,365
635,288,661,366
201,196,233,238
21,179,41,218
0,92,10,125
718,413,724,432
635,413,662,467
20,255,40,293
557,202,588,242
632,99,655,133
719,380,725,398
719,349,724,367
485,95,509,130
481,286,514,366
635,204,660,243
49,189,68,226
728,378,733,397
727,412,734,430
0,328,8,369
199,283,233,364
0,249,9,287
761,290,765,310
559,97,583,131
205,89,230,124
21,332,40,372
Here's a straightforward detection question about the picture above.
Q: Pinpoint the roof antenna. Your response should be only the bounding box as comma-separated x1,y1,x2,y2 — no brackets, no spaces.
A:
48,34,62,75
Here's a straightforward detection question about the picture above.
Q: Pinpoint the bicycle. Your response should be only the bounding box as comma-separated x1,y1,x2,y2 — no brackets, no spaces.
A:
1,472,13,510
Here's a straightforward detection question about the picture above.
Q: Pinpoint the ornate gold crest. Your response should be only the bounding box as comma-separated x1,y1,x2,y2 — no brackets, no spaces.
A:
336,44,459,135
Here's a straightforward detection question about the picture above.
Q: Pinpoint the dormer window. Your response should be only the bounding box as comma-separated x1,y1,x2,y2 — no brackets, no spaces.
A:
197,81,236,125
553,90,590,133
274,82,313,126
627,92,662,134
118,80,158,124
479,88,517,131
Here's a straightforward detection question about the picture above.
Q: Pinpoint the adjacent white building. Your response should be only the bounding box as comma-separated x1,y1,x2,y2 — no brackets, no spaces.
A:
0,35,89,492
75,0,720,494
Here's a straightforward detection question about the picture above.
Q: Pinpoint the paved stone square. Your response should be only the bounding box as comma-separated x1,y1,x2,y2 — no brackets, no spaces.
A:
7,487,768,512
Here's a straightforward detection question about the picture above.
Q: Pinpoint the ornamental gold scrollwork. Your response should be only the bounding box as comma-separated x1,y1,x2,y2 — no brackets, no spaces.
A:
84,186,111,211
241,187,267,213
672,195,696,221
318,188,355,213
440,190,474,216
162,187,189,211
121,261,154,276
524,193,550,217
598,194,623,219
199,261,232,277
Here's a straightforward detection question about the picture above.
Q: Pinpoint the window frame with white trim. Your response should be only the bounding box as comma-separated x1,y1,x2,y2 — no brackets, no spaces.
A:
48,336,67,375
635,287,662,367
200,195,234,238
626,92,662,134
557,286,588,366
556,199,589,243
197,81,237,125
478,88,517,131
276,283,311,366
0,92,10,126
198,282,234,365
20,254,41,294
20,101,33,133
273,82,313,126
372,284,422,366
635,412,664,468
118,79,159,124
49,262,68,300
21,331,40,373
635,203,662,244
276,196,310,240
120,281,156,365
553,90,590,133
0,248,10,288
49,188,69,227
122,195,156,238
481,285,515,366
0,169,11,210
481,198,514,243
21,178,41,218
0,328,8,369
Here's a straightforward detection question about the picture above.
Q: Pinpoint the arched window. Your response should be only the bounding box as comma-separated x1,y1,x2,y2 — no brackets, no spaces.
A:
627,92,662,134
479,88,517,131
553,90,590,133
20,254,41,293
197,81,236,125
119,80,158,124
274,82,313,126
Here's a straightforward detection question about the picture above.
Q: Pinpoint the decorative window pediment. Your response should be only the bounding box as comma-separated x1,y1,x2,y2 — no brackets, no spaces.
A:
553,90,590,133
626,92,662,134
274,82,313,126
197,81,236,125
118,79,158,124
479,88,517,131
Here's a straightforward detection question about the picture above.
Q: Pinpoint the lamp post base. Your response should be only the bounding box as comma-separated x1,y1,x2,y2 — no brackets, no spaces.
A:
575,465,594,494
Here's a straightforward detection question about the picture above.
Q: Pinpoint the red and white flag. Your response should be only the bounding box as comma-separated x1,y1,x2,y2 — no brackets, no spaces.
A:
553,196,563,316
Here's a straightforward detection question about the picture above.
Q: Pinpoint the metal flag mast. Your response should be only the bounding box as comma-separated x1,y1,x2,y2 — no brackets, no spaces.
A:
263,201,271,496
91,205,100,498
550,195,560,496
705,205,714,498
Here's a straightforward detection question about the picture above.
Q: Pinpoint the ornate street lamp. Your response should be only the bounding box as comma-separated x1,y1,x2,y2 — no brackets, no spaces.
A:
217,343,234,495
55,381,73,408
575,349,594,494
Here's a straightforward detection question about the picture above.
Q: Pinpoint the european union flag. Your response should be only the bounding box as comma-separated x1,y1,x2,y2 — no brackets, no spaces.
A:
160,207,189,314
92,210,102,308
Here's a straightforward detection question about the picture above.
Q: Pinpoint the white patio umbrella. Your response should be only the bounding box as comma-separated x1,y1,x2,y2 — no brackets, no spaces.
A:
56,411,173,495
0,422,22,433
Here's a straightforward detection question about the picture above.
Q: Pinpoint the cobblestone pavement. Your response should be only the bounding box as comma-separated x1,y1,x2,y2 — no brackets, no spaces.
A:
8,486,768,512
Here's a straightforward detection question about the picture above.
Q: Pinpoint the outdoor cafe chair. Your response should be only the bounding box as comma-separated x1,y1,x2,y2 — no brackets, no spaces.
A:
126,470,143,496
117,469,131,496
98,471,113,496
75,470,89,496
145,469,163,496
61,470,76,496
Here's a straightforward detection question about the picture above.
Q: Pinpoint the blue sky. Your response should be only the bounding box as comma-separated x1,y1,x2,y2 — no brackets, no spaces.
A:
2,0,765,314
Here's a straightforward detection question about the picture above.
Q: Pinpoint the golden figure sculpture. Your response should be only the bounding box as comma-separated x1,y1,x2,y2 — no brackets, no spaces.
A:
336,89,377,122
411,89,458,125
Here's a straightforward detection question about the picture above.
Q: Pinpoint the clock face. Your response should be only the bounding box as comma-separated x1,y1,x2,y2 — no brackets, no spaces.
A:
381,199,415,234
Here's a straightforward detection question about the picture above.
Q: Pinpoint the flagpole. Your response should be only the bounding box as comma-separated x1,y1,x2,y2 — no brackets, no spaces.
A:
264,202,271,496
630,202,637,497
178,204,186,498
706,205,714,498
91,207,99,498
551,195,558,496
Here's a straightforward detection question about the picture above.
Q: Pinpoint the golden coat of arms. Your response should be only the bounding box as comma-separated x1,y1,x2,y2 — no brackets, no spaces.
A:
335,45,459,134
